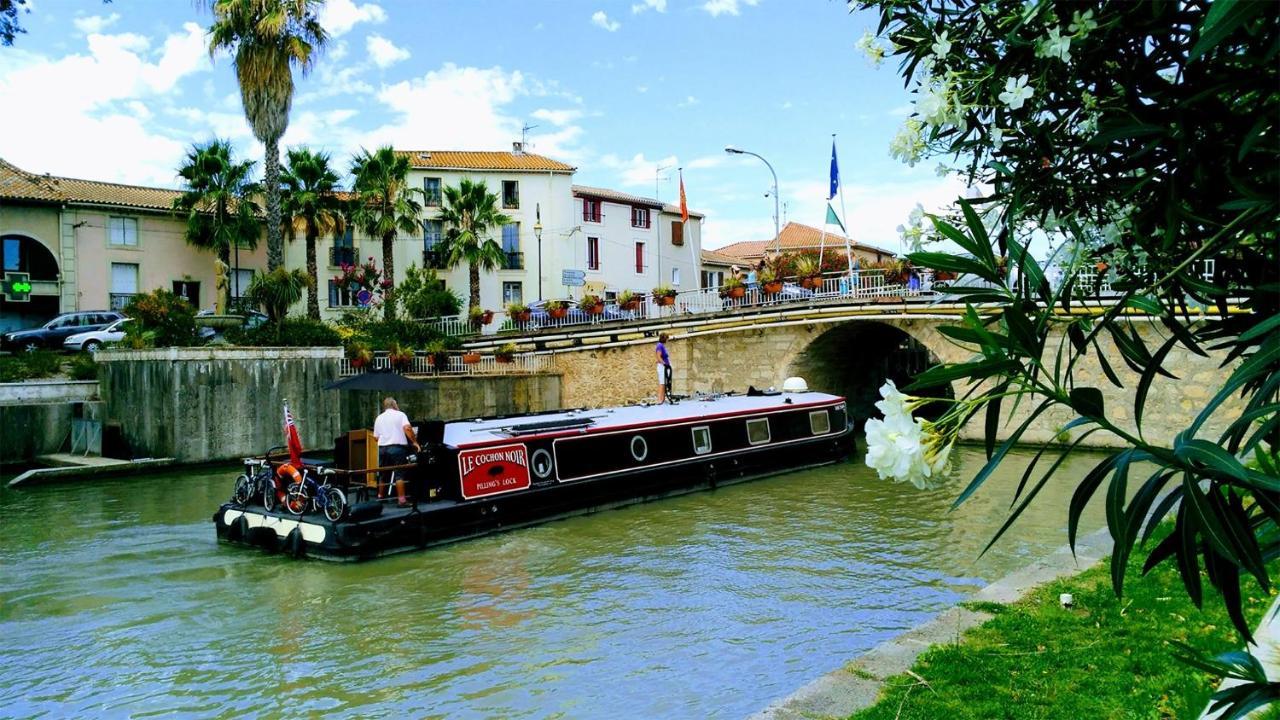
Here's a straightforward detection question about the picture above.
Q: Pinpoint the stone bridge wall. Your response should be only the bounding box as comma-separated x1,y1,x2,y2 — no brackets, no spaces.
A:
553,317,1240,450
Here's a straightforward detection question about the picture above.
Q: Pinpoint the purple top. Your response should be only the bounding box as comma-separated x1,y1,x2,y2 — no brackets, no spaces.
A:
656,341,669,365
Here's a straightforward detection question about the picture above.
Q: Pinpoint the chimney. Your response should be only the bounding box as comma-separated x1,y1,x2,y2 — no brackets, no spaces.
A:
512,141,524,155
416,151,431,160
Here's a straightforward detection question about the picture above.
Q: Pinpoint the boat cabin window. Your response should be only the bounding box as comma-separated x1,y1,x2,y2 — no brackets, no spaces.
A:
809,410,831,436
692,426,712,455
630,435,649,462
746,418,771,446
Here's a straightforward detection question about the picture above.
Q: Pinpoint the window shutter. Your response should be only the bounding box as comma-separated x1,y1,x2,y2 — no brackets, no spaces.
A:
670,221,684,246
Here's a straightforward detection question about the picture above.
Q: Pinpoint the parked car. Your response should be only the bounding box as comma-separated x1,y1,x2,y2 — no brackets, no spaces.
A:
195,310,269,342
1,311,124,352
63,317,131,352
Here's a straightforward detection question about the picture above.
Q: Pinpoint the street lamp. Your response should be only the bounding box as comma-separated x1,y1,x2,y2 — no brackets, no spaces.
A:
725,145,781,255
534,203,544,301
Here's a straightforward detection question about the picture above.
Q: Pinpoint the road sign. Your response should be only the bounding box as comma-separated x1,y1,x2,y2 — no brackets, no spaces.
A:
561,269,586,287
1,272,31,302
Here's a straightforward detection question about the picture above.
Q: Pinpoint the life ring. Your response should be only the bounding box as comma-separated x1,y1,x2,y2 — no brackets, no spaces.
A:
276,463,302,487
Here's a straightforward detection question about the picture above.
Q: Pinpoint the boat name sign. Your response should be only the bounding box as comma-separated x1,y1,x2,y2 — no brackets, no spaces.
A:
458,444,532,499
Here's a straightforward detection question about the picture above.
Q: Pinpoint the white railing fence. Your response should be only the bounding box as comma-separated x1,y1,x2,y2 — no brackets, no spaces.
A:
409,258,1221,339
338,351,553,377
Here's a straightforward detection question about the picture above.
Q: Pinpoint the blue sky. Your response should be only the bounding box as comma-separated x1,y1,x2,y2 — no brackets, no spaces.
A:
0,0,965,249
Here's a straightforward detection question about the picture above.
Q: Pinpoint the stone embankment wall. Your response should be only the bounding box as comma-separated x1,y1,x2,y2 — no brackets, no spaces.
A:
553,317,1240,450
0,380,100,462
97,348,562,463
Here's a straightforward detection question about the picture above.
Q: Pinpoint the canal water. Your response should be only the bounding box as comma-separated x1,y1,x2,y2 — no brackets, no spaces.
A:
0,448,1113,719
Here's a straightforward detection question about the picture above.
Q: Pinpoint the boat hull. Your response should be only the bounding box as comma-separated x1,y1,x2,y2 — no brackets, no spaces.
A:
215,424,855,562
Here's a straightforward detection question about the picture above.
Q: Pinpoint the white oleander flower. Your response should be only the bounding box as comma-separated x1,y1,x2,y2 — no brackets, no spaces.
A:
856,29,886,67
990,127,1004,152
874,378,910,419
915,81,954,127
1069,9,1097,37
999,75,1034,111
896,203,928,250
865,380,955,490
1036,26,1072,63
889,119,926,167
931,31,952,59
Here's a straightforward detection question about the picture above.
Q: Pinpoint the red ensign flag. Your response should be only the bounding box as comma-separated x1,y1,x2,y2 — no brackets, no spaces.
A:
679,169,689,223
283,401,304,468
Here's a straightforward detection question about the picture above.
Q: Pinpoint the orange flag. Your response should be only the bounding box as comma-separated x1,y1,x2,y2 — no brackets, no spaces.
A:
679,168,688,223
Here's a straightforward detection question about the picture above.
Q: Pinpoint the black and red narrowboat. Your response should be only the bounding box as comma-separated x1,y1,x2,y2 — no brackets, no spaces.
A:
214,385,854,561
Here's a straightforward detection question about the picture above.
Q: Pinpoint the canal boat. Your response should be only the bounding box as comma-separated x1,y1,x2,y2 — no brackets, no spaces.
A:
214,383,854,561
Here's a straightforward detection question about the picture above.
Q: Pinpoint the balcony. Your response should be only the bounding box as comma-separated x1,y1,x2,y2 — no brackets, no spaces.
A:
329,246,357,267
503,251,525,271
423,249,449,270
109,293,135,311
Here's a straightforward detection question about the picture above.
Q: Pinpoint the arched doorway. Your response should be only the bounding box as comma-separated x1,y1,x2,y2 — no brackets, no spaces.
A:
1,234,61,331
785,321,954,430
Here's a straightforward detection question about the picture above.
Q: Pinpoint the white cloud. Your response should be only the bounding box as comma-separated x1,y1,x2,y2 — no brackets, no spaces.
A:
531,108,583,127
318,0,386,37
678,95,698,107
73,13,120,35
0,24,212,186
631,0,667,13
636,84,649,93
687,155,727,170
365,34,410,68
600,153,679,189
591,11,621,32
703,0,760,17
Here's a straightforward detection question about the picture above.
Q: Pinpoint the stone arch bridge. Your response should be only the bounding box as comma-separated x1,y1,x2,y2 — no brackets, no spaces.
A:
467,301,1239,449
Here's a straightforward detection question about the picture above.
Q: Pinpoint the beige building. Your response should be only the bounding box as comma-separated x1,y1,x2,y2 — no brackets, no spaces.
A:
0,158,267,332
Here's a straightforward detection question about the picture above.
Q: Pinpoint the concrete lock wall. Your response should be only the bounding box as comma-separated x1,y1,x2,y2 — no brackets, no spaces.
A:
552,317,1241,450
0,380,101,462
96,348,563,463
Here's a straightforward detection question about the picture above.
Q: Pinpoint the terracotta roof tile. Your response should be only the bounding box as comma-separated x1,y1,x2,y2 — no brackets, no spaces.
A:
572,184,663,208
713,222,896,259
700,249,740,266
398,150,575,173
0,158,182,212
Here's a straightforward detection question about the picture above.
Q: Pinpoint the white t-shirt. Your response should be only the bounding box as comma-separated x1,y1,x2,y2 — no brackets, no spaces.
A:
373,409,412,447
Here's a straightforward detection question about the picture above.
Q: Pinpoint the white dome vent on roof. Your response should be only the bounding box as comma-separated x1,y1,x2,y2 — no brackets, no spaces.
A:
782,377,808,393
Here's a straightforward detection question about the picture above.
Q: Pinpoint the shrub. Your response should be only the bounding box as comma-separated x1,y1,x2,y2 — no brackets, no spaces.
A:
399,265,462,319
226,318,342,347
124,289,198,347
495,342,517,361
0,351,64,383
506,301,529,317
68,352,97,381
246,267,311,323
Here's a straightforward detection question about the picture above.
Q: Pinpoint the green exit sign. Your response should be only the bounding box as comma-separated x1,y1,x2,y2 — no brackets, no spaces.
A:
2,272,32,302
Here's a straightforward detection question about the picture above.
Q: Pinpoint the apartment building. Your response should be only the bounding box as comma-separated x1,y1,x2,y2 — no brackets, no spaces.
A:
0,158,267,332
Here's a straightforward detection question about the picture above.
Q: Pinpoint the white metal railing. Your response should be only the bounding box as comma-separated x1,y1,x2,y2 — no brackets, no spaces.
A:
338,351,553,377
410,258,1222,340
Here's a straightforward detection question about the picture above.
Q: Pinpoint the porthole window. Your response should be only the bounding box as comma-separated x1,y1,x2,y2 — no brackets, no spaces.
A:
692,426,712,455
531,448,554,478
809,410,831,436
746,418,771,446
630,435,649,462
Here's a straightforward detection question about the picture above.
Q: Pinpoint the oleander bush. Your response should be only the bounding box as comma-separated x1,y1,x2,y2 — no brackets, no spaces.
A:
123,289,198,347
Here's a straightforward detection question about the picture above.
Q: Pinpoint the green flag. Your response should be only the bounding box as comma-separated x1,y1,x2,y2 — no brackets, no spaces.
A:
825,203,845,233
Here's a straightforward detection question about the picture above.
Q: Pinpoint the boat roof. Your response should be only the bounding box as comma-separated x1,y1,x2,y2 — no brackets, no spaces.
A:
444,391,844,448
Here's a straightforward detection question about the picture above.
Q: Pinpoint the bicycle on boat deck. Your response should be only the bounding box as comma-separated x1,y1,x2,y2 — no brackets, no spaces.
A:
231,446,285,509
284,467,347,522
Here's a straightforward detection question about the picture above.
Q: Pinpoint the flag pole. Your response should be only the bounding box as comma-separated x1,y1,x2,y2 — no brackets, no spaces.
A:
834,135,854,278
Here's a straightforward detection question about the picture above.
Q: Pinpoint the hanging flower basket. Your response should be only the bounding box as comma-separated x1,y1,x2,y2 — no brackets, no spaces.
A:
462,351,481,364
762,280,784,295
799,276,820,289
469,309,494,328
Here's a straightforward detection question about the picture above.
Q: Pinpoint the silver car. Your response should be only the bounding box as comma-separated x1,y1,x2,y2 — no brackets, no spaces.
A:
63,317,130,352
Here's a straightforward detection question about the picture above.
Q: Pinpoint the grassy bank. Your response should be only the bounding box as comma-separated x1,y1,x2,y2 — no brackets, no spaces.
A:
851,535,1277,719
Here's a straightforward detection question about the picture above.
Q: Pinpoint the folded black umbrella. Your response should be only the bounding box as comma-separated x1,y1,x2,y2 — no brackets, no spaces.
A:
324,369,429,391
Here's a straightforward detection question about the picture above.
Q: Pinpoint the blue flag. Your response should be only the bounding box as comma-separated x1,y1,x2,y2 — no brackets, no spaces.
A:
828,139,839,200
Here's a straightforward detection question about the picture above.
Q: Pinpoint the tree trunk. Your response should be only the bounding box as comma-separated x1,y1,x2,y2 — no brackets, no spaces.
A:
264,136,283,271
469,260,481,312
305,225,320,320
382,230,396,321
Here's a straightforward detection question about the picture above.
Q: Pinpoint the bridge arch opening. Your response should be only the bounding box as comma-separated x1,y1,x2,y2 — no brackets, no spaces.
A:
785,322,954,430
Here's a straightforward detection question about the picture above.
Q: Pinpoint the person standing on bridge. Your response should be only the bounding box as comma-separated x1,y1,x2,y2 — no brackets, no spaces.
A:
655,333,673,404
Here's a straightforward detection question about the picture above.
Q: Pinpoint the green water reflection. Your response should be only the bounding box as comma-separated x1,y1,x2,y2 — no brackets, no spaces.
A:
0,447,1114,719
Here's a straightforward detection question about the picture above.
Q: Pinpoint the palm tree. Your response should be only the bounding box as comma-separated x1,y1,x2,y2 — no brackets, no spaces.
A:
205,0,327,272
437,179,513,313
173,140,261,311
281,147,344,320
349,146,422,321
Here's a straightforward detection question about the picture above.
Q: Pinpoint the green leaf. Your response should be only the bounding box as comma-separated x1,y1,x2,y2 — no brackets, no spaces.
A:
952,401,1051,510
1182,475,1242,567
1239,312,1280,343
1069,387,1105,418
1177,439,1250,483
958,199,996,268
1009,239,1048,303
930,217,986,267
1191,0,1265,60
907,251,999,282
1068,453,1119,552
1135,334,1182,430
984,390,1004,461
1191,335,1280,436
1175,502,1204,607
1124,295,1163,315
905,358,1021,391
